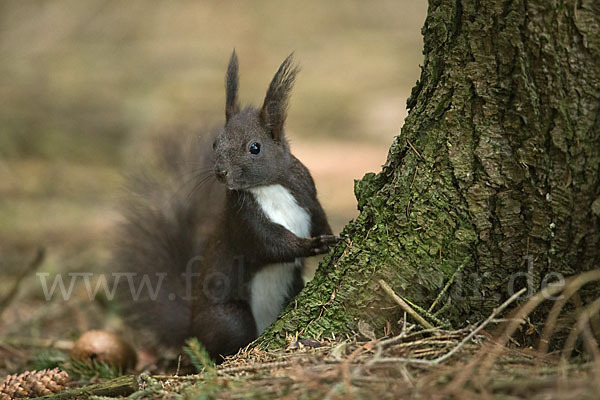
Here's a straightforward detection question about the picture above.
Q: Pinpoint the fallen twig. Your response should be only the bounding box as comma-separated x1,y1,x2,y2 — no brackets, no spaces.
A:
0,336,74,351
428,287,526,365
378,279,435,330
371,287,527,366
28,375,135,400
428,258,468,314
478,270,600,376
0,248,45,318
217,360,292,375
406,139,424,160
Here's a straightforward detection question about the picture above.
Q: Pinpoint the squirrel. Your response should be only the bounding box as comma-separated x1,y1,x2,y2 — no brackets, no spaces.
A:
114,51,337,360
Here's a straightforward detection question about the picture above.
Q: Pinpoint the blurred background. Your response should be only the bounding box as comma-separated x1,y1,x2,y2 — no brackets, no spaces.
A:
0,0,426,360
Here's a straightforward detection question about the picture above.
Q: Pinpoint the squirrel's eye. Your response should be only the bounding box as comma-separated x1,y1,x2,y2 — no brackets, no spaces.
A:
249,142,261,155
212,140,217,150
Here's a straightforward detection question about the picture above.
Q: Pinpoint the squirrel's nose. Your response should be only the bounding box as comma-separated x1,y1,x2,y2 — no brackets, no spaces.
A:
215,168,228,182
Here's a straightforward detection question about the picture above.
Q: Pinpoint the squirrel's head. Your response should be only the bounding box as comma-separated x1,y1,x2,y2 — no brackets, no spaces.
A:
213,51,299,190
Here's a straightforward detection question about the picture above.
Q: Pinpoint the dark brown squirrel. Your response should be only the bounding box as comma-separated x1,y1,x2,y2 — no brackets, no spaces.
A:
114,51,337,360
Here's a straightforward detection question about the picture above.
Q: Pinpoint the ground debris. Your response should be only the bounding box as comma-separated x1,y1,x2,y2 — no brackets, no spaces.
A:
2,324,597,399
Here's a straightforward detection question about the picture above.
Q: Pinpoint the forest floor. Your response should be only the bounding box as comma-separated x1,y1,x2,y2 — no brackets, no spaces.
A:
0,314,598,399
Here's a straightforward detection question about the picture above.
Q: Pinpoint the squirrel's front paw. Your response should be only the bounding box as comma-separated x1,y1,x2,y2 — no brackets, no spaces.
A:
310,235,341,255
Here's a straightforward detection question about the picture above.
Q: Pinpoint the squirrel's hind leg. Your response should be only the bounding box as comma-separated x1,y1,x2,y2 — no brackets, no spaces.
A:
190,301,257,361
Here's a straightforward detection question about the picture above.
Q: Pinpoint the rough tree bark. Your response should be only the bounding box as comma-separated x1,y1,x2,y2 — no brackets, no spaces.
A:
260,0,600,347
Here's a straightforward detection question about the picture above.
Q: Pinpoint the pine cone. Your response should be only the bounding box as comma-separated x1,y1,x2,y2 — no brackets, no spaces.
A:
0,368,69,399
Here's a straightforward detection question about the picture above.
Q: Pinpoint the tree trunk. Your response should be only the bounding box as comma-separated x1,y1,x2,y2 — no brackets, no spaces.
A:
260,0,600,347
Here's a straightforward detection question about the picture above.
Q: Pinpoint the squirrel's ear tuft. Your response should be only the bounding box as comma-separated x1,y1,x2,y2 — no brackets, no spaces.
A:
260,53,299,141
225,50,240,122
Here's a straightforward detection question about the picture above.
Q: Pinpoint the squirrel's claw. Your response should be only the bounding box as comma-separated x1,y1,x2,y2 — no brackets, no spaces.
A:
310,234,340,255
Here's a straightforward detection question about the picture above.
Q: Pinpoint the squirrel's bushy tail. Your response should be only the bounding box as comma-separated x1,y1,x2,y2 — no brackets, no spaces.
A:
113,132,223,347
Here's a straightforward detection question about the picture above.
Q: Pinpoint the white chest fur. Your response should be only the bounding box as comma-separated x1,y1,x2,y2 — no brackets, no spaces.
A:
248,184,311,334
